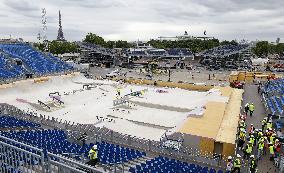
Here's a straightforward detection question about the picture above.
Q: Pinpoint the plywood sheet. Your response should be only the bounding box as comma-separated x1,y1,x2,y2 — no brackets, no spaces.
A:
215,89,243,144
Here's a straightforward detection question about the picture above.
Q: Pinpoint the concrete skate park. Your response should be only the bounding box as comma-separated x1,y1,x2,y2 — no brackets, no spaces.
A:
0,72,243,157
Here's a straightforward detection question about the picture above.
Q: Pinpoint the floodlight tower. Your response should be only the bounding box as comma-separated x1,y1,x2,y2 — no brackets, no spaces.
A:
41,8,48,51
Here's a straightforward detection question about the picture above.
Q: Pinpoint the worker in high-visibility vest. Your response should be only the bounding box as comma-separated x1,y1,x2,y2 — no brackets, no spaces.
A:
257,139,264,160
270,133,276,145
87,145,98,166
269,143,275,161
238,129,246,151
266,120,272,129
249,155,257,173
261,117,267,132
232,154,241,173
248,103,255,117
244,141,253,160
249,135,255,146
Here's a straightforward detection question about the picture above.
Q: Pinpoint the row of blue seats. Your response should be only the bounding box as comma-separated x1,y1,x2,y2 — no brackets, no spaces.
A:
0,115,41,128
271,96,284,115
263,78,284,115
1,128,145,165
267,98,276,115
1,130,89,159
91,141,146,164
264,78,284,94
0,44,73,78
129,156,226,173
0,55,26,79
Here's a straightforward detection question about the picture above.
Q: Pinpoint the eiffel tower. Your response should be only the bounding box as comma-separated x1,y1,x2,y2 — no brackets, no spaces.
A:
57,10,65,41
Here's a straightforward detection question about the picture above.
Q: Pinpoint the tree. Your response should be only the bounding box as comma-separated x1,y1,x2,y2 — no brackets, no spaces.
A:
84,33,106,46
34,41,79,55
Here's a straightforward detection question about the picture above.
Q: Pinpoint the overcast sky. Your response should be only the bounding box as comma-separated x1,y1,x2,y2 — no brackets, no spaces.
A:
0,0,283,42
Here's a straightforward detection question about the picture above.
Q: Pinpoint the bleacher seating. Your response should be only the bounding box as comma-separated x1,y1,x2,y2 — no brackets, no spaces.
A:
0,43,73,79
129,156,226,173
201,44,248,56
1,130,91,158
87,141,146,164
1,128,145,164
0,115,41,129
263,78,284,116
0,54,26,79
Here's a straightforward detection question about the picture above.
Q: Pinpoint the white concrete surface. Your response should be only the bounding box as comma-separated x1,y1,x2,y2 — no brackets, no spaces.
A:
0,74,229,141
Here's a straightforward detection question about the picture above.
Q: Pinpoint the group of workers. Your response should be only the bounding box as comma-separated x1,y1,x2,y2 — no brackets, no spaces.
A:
244,103,255,117
226,102,282,173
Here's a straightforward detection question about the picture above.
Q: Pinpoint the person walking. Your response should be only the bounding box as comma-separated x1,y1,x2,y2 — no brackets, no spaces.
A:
269,142,275,161
244,141,253,160
232,154,242,173
261,117,267,132
249,155,257,173
238,129,246,151
257,139,264,160
244,103,249,116
226,156,234,172
248,103,255,117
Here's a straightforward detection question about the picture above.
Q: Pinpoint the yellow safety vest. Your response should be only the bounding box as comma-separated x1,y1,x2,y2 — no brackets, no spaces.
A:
261,119,266,126
249,137,255,144
269,145,274,154
266,122,272,129
234,159,241,168
249,104,255,111
246,144,253,154
239,132,245,140
270,136,275,144
88,149,98,160
258,142,264,150
257,132,262,138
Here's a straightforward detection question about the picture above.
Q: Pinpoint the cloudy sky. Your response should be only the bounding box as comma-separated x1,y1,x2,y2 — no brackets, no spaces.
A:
0,0,283,42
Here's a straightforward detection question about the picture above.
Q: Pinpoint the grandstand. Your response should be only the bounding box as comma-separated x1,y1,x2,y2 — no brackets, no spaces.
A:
262,77,284,117
199,44,252,70
0,43,73,81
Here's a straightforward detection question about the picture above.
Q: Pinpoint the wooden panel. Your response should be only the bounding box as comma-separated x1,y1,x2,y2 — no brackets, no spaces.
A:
222,143,235,157
199,137,214,155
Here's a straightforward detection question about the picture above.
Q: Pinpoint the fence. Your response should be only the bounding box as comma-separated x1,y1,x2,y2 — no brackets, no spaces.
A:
0,134,103,173
0,103,227,171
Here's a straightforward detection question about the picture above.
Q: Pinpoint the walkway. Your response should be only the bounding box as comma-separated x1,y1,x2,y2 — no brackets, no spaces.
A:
241,84,278,173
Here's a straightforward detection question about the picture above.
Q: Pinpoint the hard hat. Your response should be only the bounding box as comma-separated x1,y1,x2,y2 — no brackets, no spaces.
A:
275,139,279,142
250,155,254,158
251,124,253,126
228,156,232,160
237,154,241,158
92,145,97,150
